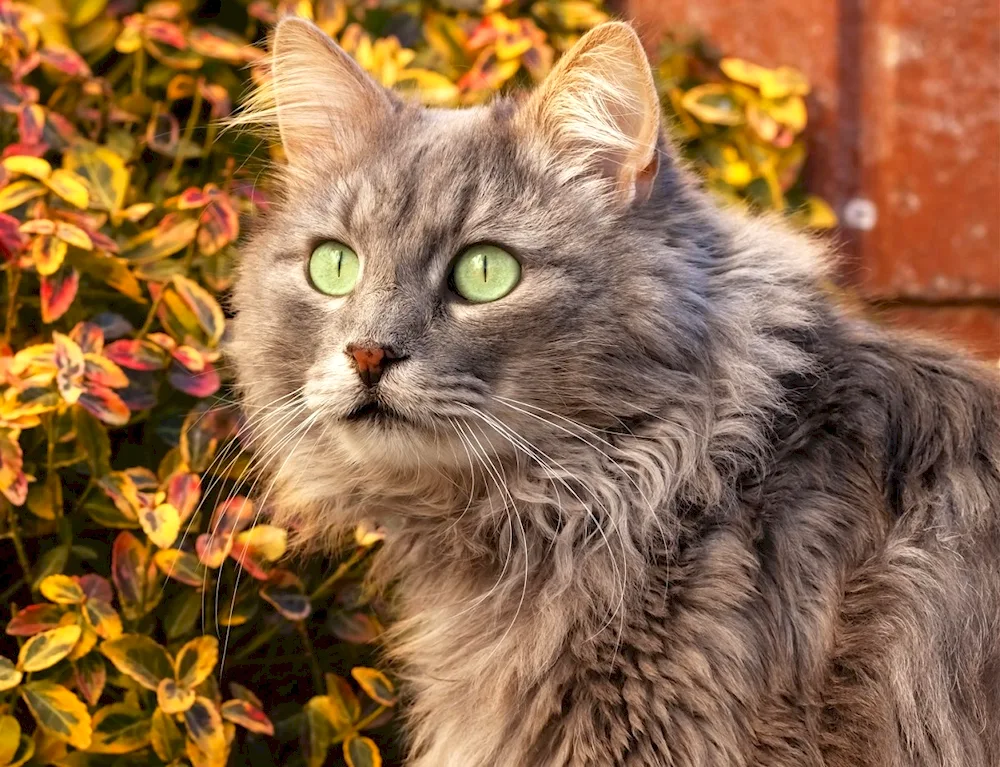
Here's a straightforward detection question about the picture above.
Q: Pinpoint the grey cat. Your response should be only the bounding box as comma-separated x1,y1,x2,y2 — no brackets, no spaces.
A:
229,17,1000,767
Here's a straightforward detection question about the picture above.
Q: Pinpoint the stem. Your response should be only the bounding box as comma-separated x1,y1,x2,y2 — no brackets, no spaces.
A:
310,548,368,602
4,265,20,344
166,78,205,192
131,48,146,96
5,503,32,582
45,415,60,519
0,577,24,604
297,622,324,695
330,706,389,745
136,287,165,338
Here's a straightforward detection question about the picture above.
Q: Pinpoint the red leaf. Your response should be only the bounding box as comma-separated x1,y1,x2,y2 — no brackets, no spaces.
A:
2,141,47,159
104,339,170,371
70,321,104,355
112,531,160,620
165,471,200,523
168,359,220,398
197,195,239,256
227,540,270,581
168,186,211,210
210,496,255,538
38,46,92,78
17,103,45,145
0,431,28,505
40,267,79,323
6,603,64,636
78,574,114,603
0,212,27,261
144,20,188,49
79,385,130,426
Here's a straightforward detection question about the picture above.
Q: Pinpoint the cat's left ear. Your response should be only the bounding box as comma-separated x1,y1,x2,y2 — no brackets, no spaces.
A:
520,22,661,206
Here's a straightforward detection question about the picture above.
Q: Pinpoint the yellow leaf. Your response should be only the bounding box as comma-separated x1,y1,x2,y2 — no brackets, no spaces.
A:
351,667,397,706
156,678,196,714
64,145,130,214
67,623,98,661
681,84,744,126
54,221,93,250
234,525,287,562
343,734,382,767
184,698,227,767
0,180,48,212
0,657,23,692
150,708,184,762
138,502,181,549
174,635,218,689
18,625,81,672
0,714,20,765
45,170,90,209
20,681,92,749
2,156,52,180
40,574,85,604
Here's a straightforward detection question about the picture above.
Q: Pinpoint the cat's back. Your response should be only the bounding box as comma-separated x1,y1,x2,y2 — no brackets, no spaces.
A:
747,318,1000,766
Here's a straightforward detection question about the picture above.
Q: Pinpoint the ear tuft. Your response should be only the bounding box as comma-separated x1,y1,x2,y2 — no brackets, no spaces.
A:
521,22,661,206
230,17,394,166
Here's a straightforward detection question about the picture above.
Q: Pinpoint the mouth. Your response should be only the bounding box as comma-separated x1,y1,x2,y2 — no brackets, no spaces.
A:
344,400,409,425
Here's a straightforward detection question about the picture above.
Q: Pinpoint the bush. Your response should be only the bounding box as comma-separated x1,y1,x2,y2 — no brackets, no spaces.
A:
0,2,832,765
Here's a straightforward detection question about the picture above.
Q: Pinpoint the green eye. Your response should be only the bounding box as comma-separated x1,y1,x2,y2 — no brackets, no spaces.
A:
451,245,521,303
309,241,360,296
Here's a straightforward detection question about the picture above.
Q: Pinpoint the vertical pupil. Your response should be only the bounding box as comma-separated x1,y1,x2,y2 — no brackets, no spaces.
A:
481,254,489,283
335,250,342,279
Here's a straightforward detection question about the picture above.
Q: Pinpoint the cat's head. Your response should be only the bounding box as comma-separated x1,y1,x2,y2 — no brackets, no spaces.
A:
229,18,712,527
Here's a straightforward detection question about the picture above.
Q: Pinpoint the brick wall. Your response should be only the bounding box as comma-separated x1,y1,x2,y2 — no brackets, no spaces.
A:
618,0,1000,360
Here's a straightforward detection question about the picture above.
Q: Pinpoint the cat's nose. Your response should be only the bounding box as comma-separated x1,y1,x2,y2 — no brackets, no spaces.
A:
345,344,402,387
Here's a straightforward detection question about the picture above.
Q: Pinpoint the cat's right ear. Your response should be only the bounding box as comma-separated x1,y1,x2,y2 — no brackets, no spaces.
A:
236,17,395,166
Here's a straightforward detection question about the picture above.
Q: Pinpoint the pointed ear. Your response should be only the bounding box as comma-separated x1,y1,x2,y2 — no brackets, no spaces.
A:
520,22,661,206
235,17,395,166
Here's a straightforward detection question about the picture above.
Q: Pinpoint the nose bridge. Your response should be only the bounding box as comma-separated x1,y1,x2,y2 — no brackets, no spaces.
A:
350,284,426,349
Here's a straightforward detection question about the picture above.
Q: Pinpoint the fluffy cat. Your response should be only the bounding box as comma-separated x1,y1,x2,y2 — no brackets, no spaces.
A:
229,17,1000,767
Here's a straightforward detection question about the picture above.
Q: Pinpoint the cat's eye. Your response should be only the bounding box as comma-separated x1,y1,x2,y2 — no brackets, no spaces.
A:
450,245,521,304
309,241,360,296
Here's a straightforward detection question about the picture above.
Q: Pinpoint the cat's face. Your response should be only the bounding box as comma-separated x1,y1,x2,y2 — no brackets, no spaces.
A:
230,19,704,512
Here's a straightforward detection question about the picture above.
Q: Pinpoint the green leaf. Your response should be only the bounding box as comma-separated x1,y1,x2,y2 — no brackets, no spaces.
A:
164,588,203,641
67,0,109,27
99,635,173,691
20,681,92,749
32,545,71,591
174,635,218,689
17,625,81,672
344,735,382,767
87,703,152,754
351,667,397,706
74,408,111,477
150,708,185,763
0,657,23,692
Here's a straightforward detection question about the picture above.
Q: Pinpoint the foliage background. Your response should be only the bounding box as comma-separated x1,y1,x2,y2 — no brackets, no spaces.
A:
0,1,833,765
